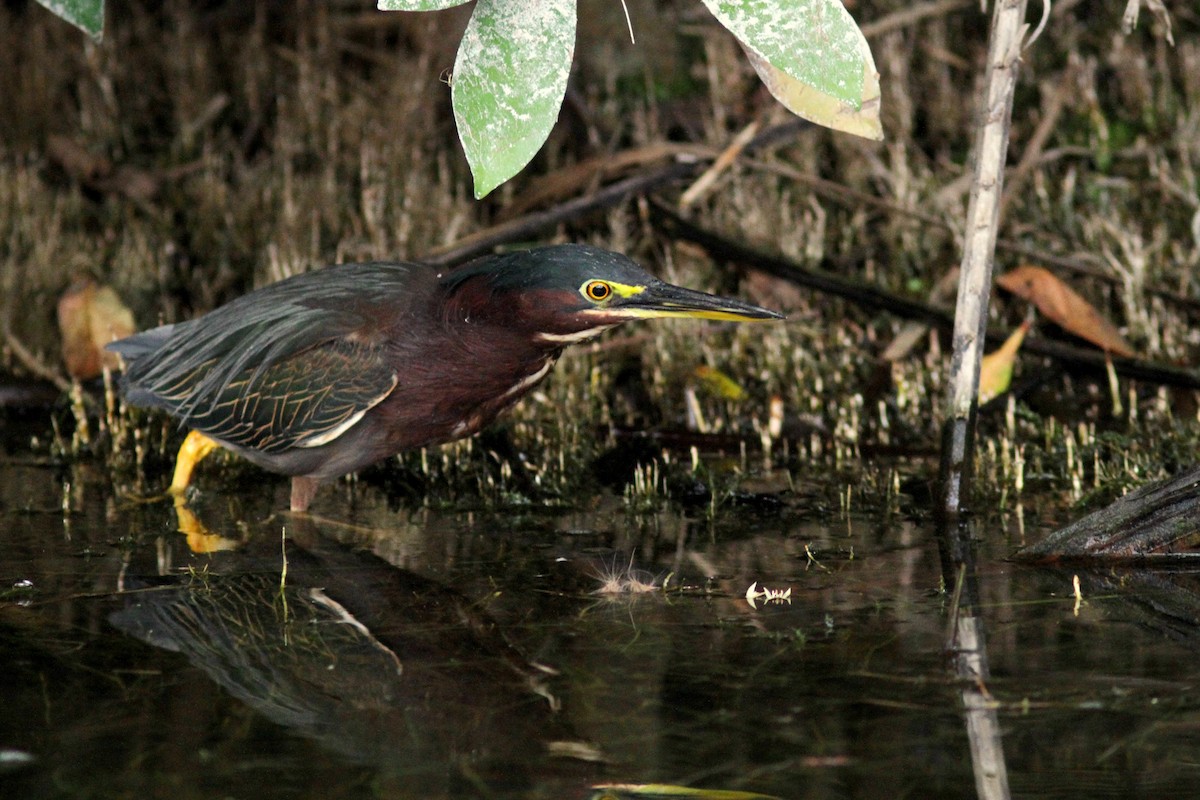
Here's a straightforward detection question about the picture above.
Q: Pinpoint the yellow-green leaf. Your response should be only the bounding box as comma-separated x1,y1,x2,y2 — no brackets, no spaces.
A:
978,321,1029,403
694,365,746,401
740,39,881,141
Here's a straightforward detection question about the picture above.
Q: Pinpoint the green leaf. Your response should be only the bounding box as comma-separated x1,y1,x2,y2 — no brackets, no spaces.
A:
378,0,472,10
451,0,575,198
700,0,865,107
34,0,104,40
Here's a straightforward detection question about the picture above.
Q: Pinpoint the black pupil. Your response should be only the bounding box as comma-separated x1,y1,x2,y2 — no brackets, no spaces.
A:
591,283,609,300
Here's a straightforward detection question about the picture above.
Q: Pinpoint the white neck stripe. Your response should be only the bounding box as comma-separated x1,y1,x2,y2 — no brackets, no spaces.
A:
535,326,613,344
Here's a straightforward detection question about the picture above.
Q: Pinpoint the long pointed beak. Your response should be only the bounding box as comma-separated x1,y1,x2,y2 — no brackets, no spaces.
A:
611,281,784,322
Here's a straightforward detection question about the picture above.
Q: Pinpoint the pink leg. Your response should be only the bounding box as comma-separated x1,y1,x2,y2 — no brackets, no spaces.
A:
290,476,320,512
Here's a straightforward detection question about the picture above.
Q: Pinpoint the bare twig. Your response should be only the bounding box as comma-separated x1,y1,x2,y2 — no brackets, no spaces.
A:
424,162,699,266
679,118,762,209
425,120,809,267
940,0,1031,518
1,323,72,393
2,251,71,393
737,152,1200,316
503,142,715,219
860,0,975,39
998,69,1072,221
1122,0,1175,45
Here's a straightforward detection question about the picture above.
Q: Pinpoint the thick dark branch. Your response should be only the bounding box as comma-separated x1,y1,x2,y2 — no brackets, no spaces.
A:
651,200,952,326
650,201,1200,392
424,120,811,267
424,162,698,266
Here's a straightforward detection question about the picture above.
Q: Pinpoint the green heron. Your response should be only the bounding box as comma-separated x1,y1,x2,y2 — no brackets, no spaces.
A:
108,244,782,512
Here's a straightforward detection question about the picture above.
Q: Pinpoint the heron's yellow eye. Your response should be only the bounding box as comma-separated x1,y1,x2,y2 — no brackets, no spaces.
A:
584,281,612,302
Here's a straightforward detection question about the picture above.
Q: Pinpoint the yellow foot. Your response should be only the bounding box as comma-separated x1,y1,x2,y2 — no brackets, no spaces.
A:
170,430,220,496
172,494,241,554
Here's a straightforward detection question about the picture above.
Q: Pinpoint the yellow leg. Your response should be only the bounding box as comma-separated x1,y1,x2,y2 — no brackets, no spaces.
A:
172,493,241,553
170,430,220,496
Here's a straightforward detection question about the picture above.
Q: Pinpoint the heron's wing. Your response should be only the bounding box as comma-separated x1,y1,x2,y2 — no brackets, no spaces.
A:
109,262,429,452
176,338,398,453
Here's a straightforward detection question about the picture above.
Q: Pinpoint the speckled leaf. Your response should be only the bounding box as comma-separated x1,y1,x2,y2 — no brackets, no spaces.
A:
742,42,881,140
35,0,103,40
377,0,471,10
452,0,575,198
701,0,867,107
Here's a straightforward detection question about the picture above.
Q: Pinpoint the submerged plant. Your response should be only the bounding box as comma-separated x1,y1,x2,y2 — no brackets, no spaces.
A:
591,554,661,596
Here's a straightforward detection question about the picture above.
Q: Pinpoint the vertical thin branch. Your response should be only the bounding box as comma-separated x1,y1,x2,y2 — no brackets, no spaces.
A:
940,0,1031,517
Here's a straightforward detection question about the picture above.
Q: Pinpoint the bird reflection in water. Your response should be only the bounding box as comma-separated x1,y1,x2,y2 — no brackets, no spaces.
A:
110,518,574,794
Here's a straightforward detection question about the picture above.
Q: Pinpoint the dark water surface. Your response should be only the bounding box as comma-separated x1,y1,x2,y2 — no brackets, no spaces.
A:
3,461,1200,799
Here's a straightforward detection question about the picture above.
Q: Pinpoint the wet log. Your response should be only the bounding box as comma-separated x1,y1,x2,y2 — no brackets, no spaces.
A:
1016,464,1200,563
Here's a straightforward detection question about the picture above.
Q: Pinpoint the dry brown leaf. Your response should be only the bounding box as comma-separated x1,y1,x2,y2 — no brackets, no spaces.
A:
47,135,113,183
47,135,162,201
57,275,136,380
996,265,1134,357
